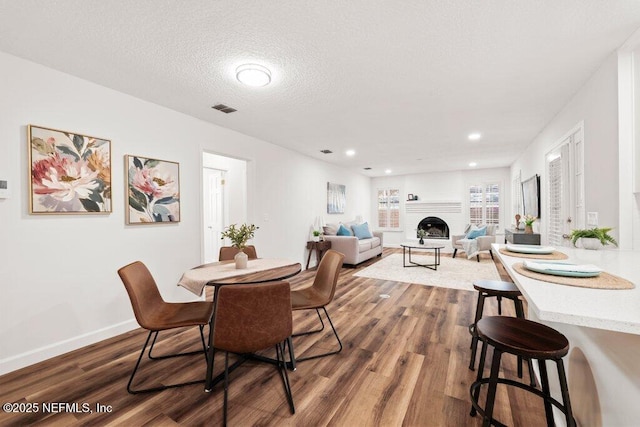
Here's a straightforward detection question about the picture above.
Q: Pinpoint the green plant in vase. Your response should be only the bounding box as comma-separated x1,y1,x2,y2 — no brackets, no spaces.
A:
417,228,427,244
221,223,258,267
569,227,617,250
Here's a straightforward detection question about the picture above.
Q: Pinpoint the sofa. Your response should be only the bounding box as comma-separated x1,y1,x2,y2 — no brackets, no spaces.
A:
451,224,497,262
322,221,383,266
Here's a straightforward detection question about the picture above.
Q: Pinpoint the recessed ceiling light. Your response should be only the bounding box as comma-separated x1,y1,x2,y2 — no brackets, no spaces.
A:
346,149,356,156
236,64,271,87
468,133,482,141
469,162,477,167
385,169,392,174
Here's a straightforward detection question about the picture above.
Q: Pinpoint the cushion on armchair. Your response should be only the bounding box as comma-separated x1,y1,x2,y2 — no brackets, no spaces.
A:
466,226,487,239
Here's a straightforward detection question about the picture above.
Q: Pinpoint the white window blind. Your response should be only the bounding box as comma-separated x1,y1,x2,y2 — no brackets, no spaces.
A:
377,188,400,229
468,183,500,226
548,156,563,246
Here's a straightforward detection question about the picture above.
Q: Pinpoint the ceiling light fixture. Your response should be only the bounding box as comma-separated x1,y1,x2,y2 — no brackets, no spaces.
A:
468,132,482,141
236,64,271,87
385,169,392,174
469,162,477,167
346,149,356,156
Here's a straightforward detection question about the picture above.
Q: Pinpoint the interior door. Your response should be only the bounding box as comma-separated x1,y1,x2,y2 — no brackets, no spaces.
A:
203,168,225,262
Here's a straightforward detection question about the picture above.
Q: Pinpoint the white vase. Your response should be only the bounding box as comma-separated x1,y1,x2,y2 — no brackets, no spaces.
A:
580,237,602,250
234,250,248,269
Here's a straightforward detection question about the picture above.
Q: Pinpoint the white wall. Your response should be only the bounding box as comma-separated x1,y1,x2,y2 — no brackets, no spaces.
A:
371,167,510,247
510,51,629,246
0,51,371,374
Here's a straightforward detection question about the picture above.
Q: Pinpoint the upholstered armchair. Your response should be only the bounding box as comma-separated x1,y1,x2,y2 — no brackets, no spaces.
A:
451,224,497,262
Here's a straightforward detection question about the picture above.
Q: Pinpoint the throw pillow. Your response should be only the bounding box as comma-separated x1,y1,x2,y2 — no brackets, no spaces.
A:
466,226,487,239
337,224,352,236
323,223,339,236
351,222,373,239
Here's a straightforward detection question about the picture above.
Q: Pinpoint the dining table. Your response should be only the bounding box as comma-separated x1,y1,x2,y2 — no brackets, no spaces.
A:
178,258,302,392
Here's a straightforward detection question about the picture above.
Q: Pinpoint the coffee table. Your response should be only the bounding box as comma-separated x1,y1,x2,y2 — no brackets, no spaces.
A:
400,243,444,270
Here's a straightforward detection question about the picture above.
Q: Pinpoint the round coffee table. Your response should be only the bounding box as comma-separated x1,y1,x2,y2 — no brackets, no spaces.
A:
400,243,445,270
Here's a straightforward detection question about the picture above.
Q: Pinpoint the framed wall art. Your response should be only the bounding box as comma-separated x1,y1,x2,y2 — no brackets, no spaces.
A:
125,155,180,224
28,124,112,214
327,182,346,214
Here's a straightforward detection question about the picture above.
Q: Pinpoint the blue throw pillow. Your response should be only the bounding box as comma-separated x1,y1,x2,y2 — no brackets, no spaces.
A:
466,226,487,239
337,224,352,236
351,222,373,240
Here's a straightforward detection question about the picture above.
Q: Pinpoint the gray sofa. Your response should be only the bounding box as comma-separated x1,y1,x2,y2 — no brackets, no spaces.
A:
322,221,383,265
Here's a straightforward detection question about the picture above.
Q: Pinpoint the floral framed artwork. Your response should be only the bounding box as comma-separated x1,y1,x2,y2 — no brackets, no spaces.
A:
327,182,346,214
125,155,180,224
28,125,112,214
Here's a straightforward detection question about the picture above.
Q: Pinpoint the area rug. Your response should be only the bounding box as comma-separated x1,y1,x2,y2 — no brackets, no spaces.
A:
354,253,500,291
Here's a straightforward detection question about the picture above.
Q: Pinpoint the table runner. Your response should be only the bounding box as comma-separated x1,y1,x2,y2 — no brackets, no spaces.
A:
178,258,298,296
512,262,634,290
499,248,569,260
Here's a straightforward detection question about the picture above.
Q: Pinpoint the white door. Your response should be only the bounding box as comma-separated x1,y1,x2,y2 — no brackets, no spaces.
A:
203,168,226,263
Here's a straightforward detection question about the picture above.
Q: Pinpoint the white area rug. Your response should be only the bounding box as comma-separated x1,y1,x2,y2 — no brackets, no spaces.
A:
354,253,500,291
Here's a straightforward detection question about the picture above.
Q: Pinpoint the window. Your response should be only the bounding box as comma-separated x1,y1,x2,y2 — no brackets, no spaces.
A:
377,188,400,229
468,183,500,226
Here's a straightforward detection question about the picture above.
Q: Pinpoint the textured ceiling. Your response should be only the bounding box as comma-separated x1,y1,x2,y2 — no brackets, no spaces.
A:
1,1,639,176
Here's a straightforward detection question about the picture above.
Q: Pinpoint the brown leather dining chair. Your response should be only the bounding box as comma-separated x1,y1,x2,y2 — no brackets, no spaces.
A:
289,249,345,365
212,280,295,424
117,261,214,394
218,245,258,261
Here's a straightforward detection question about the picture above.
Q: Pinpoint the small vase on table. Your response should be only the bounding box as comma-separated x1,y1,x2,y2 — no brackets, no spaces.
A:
234,249,248,269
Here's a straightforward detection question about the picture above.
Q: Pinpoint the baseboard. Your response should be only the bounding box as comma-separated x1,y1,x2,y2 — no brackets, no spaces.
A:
0,319,138,376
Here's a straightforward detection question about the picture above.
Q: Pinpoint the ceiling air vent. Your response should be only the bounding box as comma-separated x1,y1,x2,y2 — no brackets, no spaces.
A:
363,167,372,170
212,104,237,114
320,149,333,154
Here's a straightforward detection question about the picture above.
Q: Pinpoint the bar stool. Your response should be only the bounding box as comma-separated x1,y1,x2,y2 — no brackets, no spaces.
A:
469,280,536,386
470,316,575,427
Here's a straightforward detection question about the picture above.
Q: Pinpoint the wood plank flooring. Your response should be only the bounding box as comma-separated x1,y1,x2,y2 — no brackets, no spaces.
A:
0,249,546,426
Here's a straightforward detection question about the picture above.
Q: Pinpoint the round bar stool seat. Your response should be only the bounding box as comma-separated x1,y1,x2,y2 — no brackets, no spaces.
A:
470,316,575,427
469,280,535,387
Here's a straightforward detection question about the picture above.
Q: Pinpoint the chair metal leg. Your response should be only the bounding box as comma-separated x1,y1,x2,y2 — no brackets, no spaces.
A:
476,254,480,262
276,342,295,414
482,348,503,427
127,330,207,394
294,307,342,363
470,340,488,416
293,308,325,337
556,359,576,427
148,326,208,361
469,294,486,370
452,248,457,258
223,352,230,427
286,336,297,371
538,359,555,426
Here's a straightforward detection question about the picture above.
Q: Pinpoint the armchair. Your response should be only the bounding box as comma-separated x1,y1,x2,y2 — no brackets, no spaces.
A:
451,224,497,262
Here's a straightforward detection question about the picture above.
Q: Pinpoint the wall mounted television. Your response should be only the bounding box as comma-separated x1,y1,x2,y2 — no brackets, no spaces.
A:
522,174,541,219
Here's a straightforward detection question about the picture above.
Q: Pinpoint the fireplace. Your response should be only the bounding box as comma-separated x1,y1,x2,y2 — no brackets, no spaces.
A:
417,216,450,239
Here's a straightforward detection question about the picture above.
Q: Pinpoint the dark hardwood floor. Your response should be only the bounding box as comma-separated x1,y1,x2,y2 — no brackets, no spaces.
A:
0,249,545,426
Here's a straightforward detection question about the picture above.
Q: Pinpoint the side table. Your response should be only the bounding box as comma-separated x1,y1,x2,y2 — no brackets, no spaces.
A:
306,240,332,270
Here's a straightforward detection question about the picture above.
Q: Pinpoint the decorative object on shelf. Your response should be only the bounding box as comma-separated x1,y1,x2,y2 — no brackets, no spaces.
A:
515,213,521,229
408,193,414,201
126,155,180,224
569,227,618,250
417,228,427,245
220,223,259,269
28,124,112,214
327,182,346,214
413,195,419,201
523,214,537,234
312,230,322,242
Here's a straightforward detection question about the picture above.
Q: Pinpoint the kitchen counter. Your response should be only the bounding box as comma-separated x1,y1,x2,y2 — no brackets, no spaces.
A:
493,243,640,334
493,243,640,426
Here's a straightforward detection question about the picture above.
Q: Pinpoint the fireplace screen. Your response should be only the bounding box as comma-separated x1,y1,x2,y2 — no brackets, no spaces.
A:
417,217,450,239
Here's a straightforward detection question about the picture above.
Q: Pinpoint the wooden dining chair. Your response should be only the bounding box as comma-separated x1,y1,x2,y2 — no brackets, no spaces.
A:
117,261,214,394
218,245,258,261
212,281,295,424
289,249,345,364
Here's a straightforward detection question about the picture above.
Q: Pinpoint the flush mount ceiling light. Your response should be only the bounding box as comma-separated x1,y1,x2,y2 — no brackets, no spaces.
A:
469,162,478,167
385,169,392,174
346,149,356,156
236,64,271,87
468,132,482,141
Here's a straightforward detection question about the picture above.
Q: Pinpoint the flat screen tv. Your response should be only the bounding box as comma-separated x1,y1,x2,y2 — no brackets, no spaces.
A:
521,174,540,219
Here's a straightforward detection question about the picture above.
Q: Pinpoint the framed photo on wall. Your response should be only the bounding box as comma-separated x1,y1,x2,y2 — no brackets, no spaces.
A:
125,155,180,224
327,182,346,214
28,124,112,214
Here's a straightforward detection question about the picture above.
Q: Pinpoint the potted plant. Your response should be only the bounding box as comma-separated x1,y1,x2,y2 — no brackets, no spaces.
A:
220,223,259,268
523,215,537,234
312,230,322,242
569,227,618,250
417,228,427,245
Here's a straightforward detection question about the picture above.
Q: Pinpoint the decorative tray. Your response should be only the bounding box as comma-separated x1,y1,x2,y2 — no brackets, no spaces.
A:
522,261,602,278
505,244,555,254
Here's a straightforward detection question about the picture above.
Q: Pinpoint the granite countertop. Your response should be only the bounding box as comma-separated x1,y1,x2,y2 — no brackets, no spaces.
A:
493,243,640,335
